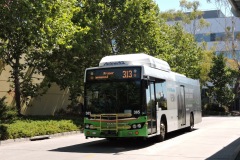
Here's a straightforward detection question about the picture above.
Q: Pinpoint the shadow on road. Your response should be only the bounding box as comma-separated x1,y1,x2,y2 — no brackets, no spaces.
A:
206,137,240,160
50,129,197,154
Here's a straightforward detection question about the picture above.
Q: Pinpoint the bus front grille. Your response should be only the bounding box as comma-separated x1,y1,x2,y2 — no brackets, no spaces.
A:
100,114,118,133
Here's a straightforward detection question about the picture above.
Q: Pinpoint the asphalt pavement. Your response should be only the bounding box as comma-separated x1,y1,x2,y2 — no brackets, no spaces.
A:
0,117,240,160
236,151,240,160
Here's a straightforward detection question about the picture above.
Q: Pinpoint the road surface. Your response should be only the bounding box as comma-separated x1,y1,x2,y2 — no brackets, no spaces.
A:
0,117,240,160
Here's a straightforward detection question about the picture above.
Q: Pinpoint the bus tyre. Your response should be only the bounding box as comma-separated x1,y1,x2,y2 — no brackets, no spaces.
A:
187,113,194,132
157,121,166,142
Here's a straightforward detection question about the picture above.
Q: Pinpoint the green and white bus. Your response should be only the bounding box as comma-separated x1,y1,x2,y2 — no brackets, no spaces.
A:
84,53,202,141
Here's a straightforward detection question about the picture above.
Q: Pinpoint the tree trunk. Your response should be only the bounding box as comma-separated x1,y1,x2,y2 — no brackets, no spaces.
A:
13,56,22,116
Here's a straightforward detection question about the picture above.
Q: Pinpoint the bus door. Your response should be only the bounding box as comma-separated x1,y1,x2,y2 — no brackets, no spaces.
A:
178,85,186,126
146,81,157,134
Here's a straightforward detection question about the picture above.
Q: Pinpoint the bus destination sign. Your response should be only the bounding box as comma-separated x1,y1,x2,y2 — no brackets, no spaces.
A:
86,67,141,81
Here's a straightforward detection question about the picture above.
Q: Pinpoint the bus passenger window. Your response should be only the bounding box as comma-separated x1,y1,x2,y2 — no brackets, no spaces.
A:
155,81,167,110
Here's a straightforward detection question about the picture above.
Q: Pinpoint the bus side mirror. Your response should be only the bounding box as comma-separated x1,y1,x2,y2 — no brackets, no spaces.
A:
144,80,149,89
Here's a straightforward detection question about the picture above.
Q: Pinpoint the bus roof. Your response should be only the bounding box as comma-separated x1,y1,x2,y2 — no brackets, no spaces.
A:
99,53,171,72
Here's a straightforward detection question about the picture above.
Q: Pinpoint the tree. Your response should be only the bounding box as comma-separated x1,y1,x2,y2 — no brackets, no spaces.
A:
112,0,165,55
0,0,82,115
39,0,117,104
159,0,210,81
206,0,240,110
160,0,210,35
157,23,202,79
0,0,207,113
41,0,170,105
90,0,204,79
42,0,206,108
198,43,215,85
207,53,235,107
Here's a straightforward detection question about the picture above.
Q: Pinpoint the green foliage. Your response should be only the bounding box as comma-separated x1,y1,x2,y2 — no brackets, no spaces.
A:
159,0,210,80
202,103,229,116
0,97,18,124
43,0,205,106
157,23,202,79
0,125,8,140
160,0,209,33
207,53,235,107
204,103,227,112
198,43,215,85
41,0,167,103
0,0,84,115
112,0,164,55
0,0,207,110
0,117,82,140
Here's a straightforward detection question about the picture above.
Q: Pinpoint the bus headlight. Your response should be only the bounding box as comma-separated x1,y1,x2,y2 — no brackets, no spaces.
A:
85,124,96,130
85,124,90,129
137,124,142,128
131,123,144,129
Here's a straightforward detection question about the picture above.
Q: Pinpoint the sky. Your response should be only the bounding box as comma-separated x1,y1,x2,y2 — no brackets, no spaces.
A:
155,0,232,15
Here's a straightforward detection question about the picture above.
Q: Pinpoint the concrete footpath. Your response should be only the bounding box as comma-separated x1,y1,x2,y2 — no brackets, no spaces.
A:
0,131,81,146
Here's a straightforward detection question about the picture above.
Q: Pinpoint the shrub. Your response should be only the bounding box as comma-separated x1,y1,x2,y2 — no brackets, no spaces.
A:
0,97,18,124
0,118,81,140
0,124,8,140
203,103,229,116
0,98,83,140
204,103,227,112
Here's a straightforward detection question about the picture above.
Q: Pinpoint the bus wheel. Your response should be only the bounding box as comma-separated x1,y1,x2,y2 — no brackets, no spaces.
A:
156,121,166,142
187,113,194,132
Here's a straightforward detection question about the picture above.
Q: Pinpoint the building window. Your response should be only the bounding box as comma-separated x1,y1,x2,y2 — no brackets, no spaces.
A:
210,33,216,41
195,32,240,42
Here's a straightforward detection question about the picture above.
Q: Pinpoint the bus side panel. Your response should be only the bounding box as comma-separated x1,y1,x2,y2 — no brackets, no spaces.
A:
193,85,202,124
184,83,202,126
160,110,179,133
163,81,179,133
175,80,202,129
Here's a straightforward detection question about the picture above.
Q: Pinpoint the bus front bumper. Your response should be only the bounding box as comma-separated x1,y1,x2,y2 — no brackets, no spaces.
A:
84,128,147,138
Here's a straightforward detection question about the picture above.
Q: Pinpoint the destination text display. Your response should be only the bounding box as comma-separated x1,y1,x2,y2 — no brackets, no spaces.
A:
86,67,141,81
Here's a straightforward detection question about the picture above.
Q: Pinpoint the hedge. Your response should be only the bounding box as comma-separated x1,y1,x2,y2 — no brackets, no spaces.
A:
0,118,81,140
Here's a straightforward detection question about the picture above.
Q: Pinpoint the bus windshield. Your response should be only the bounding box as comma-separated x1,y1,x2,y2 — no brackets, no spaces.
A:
85,80,141,114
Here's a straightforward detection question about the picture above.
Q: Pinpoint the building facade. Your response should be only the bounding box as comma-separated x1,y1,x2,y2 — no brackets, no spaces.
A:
168,10,240,111
168,10,240,61
0,63,73,115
